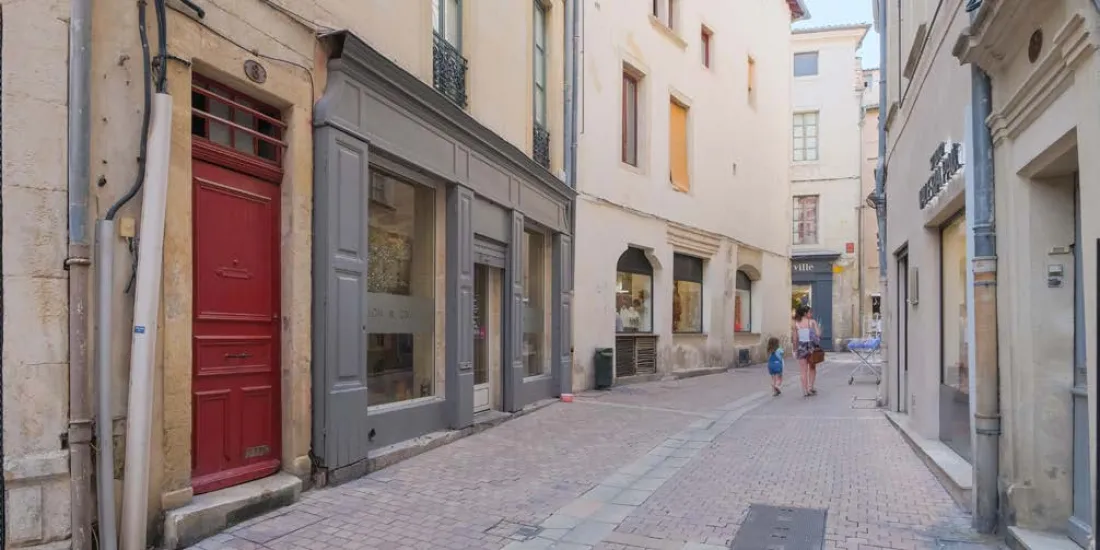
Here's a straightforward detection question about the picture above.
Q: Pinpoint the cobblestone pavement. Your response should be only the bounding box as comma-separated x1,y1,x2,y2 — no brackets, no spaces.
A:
187,359,1003,550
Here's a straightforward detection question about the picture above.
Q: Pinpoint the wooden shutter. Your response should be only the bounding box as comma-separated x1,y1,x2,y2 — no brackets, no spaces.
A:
669,100,689,191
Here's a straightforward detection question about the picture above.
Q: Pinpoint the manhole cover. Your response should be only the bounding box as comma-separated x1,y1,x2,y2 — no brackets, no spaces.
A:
730,504,827,550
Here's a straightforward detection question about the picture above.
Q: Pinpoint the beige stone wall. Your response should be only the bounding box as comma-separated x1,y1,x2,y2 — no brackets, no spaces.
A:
2,0,570,542
962,0,1098,531
1,0,76,545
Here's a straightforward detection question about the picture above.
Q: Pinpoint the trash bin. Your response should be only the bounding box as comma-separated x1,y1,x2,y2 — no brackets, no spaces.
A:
594,347,614,390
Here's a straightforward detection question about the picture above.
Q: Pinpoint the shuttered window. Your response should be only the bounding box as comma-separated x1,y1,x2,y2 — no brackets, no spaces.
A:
669,99,689,192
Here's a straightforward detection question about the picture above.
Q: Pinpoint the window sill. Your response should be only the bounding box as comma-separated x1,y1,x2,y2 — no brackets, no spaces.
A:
368,395,444,414
617,332,656,337
648,15,687,49
673,331,706,337
523,373,552,383
620,161,647,177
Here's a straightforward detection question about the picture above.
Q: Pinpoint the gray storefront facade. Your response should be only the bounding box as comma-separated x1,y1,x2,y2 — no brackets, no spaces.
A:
310,31,575,483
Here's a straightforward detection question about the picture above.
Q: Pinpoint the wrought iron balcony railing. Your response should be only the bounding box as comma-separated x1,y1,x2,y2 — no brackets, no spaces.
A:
533,123,551,169
433,33,468,108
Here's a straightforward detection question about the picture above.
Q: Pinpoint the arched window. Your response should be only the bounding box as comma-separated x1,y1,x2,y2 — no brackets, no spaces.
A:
615,247,654,333
735,270,753,332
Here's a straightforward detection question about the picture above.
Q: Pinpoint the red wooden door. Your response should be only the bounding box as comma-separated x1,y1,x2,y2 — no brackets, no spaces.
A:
191,159,281,494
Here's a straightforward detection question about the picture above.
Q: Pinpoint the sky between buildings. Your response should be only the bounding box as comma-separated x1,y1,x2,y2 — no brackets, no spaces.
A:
792,0,880,69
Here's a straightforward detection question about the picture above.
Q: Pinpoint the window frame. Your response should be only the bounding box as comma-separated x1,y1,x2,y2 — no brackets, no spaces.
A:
621,70,640,166
701,27,712,67
672,253,704,334
616,247,655,334
735,270,753,333
792,195,820,246
433,0,463,49
792,111,819,162
533,0,548,128
793,51,819,77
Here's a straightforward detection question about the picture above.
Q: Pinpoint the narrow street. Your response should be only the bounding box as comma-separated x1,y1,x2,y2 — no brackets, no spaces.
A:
189,360,1003,550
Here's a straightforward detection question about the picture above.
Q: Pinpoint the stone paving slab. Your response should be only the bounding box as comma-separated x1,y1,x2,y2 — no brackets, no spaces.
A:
186,362,1003,550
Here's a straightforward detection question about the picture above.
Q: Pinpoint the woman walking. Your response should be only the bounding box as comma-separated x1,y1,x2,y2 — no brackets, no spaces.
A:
791,305,822,396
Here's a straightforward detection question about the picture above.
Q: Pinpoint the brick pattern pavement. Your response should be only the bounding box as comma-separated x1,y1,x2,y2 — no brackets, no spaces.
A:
186,362,1002,550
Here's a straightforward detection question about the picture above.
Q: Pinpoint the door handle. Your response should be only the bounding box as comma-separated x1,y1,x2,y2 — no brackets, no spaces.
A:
224,352,252,360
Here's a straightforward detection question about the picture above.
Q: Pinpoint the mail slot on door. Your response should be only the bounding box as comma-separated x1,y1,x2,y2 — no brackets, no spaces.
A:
194,339,272,376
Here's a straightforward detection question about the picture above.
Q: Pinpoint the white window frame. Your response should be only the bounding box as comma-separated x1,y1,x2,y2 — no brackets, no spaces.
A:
793,111,819,162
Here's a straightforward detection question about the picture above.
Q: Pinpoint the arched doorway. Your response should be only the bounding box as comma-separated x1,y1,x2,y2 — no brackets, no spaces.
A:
615,247,657,377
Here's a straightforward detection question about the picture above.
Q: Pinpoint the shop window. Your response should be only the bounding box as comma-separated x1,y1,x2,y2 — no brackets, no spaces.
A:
672,253,703,333
366,170,437,407
616,247,653,333
941,215,969,394
191,76,284,164
735,270,752,333
523,230,549,377
793,111,819,162
793,51,818,77
792,195,819,245
669,98,690,192
622,70,640,166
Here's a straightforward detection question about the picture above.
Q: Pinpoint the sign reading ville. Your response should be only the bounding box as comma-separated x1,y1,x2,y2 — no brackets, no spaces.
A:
918,140,964,210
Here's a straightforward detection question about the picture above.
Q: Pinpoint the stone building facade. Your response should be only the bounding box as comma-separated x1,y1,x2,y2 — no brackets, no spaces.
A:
880,0,1098,546
789,25,872,351
571,0,806,387
1,0,574,547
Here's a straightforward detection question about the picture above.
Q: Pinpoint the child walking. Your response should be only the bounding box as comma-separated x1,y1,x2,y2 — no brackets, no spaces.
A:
767,337,784,396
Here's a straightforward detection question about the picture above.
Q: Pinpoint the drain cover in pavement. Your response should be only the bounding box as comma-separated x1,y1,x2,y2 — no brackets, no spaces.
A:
730,504,827,550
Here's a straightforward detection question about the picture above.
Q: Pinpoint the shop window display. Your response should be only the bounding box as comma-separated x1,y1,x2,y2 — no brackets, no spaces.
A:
673,254,703,333
941,215,969,394
523,230,549,377
616,247,653,333
366,170,436,407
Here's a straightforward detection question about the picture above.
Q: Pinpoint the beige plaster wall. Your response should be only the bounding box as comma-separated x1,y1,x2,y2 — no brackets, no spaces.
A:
881,0,972,439
576,0,793,255
249,0,567,177
1,0,76,546
860,103,880,327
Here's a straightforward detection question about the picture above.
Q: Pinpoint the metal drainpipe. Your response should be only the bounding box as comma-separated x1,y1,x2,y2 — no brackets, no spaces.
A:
873,0,889,403
963,0,1001,534
66,0,95,547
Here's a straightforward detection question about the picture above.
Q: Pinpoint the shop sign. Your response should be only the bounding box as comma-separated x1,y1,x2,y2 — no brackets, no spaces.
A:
792,261,831,274
918,140,964,210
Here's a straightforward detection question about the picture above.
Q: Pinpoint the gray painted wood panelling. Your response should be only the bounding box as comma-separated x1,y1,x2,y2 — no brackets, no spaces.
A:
504,211,526,412
311,127,372,472
446,185,475,428
553,234,574,396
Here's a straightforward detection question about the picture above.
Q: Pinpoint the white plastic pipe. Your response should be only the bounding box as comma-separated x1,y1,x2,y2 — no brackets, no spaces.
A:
120,92,173,550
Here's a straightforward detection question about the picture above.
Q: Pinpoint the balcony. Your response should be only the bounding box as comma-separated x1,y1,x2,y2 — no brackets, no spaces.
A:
433,33,468,108
533,123,550,169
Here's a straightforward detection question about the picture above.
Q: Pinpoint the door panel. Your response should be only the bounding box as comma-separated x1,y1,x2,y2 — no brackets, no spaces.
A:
1069,178,1092,546
192,160,281,494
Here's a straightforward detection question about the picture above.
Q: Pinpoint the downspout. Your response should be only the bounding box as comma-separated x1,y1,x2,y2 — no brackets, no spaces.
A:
66,0,95,547
564,0,580,388
873,0,889,398
963,0,1000,534
857,102,866,336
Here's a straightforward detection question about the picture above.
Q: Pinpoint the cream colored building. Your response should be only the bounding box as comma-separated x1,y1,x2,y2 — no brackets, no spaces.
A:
859,68,881,331
2,0,574,547
572,0,806,385
881,0,1097,546
789,25,872,350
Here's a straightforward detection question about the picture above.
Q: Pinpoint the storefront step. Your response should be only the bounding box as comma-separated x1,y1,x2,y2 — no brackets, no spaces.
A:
162,472,302,549
1006,526,1082,550
884,411,974,512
